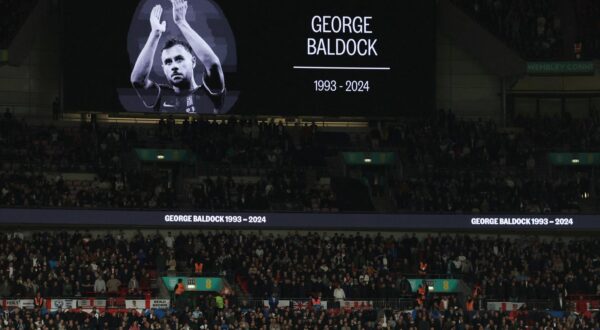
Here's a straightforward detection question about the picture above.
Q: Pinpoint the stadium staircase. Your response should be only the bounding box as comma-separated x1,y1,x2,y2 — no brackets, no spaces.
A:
438,0,526,78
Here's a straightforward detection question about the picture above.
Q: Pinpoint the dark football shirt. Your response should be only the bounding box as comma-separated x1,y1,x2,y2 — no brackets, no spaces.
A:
135,77,225,114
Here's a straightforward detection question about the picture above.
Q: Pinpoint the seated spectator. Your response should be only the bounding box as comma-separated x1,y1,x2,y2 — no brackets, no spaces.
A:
107,274,121,294
94,275,106,295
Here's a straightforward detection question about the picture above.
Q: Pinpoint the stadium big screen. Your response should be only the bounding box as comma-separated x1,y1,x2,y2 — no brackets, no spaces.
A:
62,0,435,117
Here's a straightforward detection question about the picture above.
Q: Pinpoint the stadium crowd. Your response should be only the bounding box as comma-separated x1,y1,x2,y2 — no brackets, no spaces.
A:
0,169,174,209
386,111,597,213
0,230,598,307
0,303,598,330
0,109,598,213
187,172,337,212
174,117,323,169
0,112,333,211
0,112,132,172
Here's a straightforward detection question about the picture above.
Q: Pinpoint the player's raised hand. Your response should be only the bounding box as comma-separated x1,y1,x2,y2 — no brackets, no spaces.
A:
171,0,188,25
150,5,166,33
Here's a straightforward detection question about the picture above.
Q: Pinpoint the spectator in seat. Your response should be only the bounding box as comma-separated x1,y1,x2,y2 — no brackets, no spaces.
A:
81,274,94,294
62,279,73,297
167,255,177,274
50,281,61,297
128,320,140,330
106,274,121,294
94,275,106,294
0,277,11,297
164,231,175,249
215,294,224,310
268,293,279,312
155,250,167,273
418,260,428,276
33,292,44,310
311,293,322,312
128,272,139,294
333,284,346,302
194,258,204,275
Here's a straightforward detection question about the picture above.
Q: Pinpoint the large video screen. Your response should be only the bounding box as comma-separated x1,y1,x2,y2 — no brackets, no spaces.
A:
62,0,435,116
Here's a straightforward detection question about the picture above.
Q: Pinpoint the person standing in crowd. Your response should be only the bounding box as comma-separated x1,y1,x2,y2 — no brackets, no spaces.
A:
174,278,185,307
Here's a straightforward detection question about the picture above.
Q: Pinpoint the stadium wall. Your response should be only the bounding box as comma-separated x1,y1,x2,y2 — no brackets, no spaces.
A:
0,8,60,118
436,28,503,121
512,75,600,118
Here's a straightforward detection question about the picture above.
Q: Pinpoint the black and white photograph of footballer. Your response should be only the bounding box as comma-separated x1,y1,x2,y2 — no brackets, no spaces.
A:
130,0,225,114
